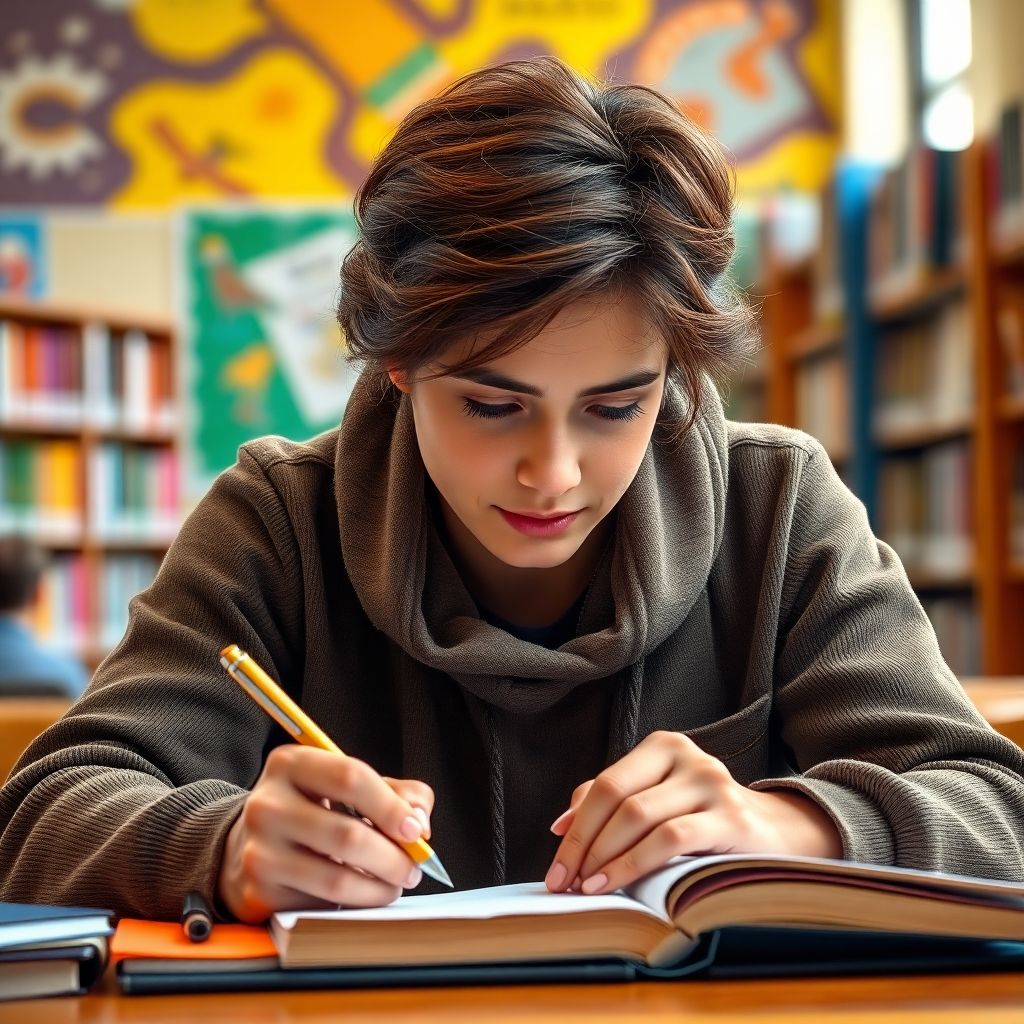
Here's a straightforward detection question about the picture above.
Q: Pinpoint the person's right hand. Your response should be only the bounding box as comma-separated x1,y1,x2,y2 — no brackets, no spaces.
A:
217,745,434,922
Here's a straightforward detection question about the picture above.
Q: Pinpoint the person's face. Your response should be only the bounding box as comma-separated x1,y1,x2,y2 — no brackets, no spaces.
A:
391,292,668,570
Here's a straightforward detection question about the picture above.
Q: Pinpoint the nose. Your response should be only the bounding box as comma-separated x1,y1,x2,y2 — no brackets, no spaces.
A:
515,423,582,498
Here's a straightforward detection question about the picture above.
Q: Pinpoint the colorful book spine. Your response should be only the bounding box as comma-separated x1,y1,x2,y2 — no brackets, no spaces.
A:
0,438,84,538
87,443,180,542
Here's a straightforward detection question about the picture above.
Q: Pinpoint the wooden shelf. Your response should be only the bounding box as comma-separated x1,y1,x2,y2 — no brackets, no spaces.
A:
1009,563,1024,584
905,567,976,590
93,538,175,552
787,322,844,361
0,418,178,444
0,298,173,335
997,394,1024,422
873,415,973,451
869,266,966,324
992,226,1024,269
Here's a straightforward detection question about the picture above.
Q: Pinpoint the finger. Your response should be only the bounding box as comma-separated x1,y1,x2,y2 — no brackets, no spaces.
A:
276,842,408,907
243,776,419,890
274,746,427,848
385,778,435,839
550,780,593,836
303,802,423,889
578,779,709,883
580,811,726,895
547,739,675,892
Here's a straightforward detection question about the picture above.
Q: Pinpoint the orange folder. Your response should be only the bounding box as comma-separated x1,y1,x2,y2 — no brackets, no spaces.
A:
111,918,277,963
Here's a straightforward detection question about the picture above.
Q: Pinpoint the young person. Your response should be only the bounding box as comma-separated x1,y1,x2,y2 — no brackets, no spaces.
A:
1,58,1022,923
0,536,89,698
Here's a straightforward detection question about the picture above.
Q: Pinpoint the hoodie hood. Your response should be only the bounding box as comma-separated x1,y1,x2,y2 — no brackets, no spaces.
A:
337,370,730,715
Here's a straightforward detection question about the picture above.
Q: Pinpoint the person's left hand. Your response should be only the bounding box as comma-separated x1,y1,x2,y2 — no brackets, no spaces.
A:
545,730,843,896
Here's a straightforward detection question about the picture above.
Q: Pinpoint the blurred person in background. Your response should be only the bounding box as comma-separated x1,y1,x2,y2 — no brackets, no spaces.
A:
0,536,88,699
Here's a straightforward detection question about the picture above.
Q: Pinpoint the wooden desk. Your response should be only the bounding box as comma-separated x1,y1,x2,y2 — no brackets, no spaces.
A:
1,968,1021,1023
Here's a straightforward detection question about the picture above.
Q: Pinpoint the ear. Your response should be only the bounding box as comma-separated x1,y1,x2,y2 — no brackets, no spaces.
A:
388,369,412,394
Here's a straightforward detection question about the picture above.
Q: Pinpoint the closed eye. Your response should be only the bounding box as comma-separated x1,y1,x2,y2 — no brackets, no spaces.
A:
461,398,644,422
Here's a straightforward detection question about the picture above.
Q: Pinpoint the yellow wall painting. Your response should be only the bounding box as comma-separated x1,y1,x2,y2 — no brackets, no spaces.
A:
1,0,841,206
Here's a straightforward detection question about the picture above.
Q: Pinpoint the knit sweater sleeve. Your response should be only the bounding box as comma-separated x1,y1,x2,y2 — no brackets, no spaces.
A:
0,445,304,918
749,440,1024,881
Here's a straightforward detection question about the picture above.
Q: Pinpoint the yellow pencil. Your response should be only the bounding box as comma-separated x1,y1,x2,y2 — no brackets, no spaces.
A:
219,643,453,888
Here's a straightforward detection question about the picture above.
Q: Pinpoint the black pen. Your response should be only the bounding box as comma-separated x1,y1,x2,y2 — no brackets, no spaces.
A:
182,890,213,942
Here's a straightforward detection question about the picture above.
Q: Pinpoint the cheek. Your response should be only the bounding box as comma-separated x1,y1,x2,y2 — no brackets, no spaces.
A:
416,407,503,496
587,429,650,495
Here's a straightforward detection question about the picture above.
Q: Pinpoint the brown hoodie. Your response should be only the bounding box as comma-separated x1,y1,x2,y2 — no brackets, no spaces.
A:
1,373,1022,919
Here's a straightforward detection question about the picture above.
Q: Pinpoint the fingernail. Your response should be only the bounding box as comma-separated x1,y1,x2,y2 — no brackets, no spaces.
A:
405,865,422,888
582,872,608,895
546,862,567,890
549,808,572,833
413,807,430,836
400,815,422,840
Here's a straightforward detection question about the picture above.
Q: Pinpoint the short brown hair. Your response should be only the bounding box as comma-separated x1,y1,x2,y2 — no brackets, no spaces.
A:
0,536,45,612
337,56,756,431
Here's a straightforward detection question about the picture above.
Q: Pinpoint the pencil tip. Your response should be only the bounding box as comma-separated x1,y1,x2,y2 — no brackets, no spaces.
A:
421,855,454,889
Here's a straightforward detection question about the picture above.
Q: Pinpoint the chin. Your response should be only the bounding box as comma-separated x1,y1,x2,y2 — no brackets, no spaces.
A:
487,536,582,570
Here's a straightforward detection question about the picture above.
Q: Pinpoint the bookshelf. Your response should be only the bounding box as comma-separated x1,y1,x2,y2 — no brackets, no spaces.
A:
0,299,181,671
750,167,875,494
749,141,1024,676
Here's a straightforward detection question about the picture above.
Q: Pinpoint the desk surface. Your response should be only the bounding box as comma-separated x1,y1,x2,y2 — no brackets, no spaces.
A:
1,969,1021,1023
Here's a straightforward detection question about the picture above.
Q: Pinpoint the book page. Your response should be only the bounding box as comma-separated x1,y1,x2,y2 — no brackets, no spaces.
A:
274,881,670,932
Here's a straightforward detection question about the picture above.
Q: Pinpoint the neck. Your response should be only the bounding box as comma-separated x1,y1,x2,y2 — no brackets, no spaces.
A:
437,498,613,629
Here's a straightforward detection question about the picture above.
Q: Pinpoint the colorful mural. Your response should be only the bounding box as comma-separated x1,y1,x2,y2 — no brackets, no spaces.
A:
0,0,841,205
181,208,358,491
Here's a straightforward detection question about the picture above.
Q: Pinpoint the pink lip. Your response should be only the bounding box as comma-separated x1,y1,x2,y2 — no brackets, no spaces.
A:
497,507,582,537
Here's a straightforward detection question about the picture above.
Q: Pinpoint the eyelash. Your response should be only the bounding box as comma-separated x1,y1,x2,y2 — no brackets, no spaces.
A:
461,398,644,422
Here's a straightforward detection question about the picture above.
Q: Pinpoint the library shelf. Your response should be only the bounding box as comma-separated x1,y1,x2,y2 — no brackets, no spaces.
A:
0,299,181,673
873,416,974,452
0,419,178,445
869,265,967,324
786,323,844,361
753,146,1023,674
905,569,976,592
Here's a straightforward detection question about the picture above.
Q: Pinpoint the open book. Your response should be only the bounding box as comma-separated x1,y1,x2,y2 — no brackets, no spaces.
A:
271,853,1024,970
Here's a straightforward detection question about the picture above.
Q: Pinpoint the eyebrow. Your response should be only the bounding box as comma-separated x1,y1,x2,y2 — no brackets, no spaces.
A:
449,368,662,398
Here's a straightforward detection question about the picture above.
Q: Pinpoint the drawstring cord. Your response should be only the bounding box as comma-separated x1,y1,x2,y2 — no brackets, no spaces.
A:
485,704,507,885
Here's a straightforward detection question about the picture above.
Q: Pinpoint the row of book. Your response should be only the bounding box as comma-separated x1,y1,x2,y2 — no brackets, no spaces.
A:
0,438,81,538
0,320,176,433
0,438,179,543
27,553,161,658
793,354,849,460
872,300,974,439
867,145,964,305
875,439,974,578
89,443,179,543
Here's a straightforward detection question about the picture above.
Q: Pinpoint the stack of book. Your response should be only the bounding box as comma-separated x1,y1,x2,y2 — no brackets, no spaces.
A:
0,902,113,1001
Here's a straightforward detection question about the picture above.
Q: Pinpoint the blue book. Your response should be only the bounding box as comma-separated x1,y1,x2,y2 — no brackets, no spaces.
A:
0,902,113,951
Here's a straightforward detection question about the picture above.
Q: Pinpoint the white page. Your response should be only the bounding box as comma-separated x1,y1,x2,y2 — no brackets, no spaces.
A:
274,881,669,932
